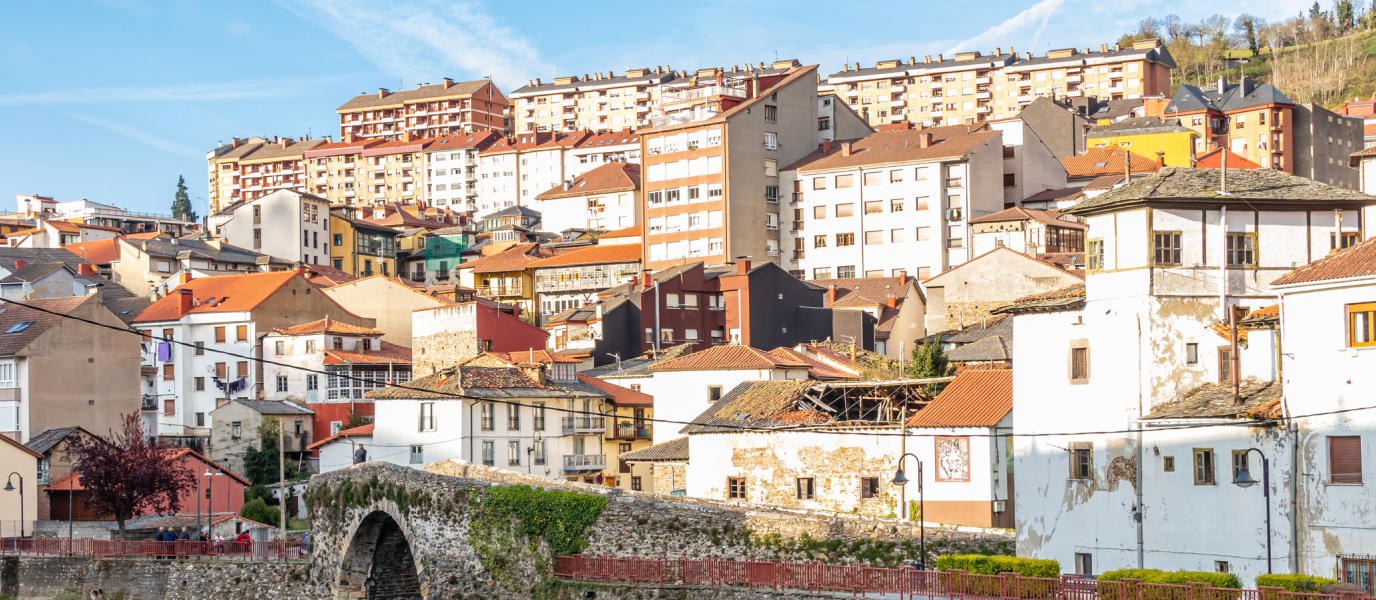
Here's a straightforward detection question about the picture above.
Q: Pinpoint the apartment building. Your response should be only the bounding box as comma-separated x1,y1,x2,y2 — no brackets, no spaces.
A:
825,39,1174,129
336,79,508,141
210,189,332,266
15,195,197,237
205,137,328,212
132,269,375,437
477,132,587,215
530,243,641,319
328,206,400,278
508,67,675,133
779,126,1005,282
422,131,501,210
207,136,274,212
640,61,818,270
567,129,641,176
533,162,640,233
1162,78,1363,188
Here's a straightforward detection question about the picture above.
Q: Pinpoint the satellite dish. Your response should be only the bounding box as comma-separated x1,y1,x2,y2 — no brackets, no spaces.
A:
206,365,218,374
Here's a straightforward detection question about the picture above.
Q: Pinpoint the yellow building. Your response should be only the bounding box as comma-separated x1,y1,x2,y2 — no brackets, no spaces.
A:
329,206,400,277
460,243,551,315
1087,116,1199,167
0,434,41,536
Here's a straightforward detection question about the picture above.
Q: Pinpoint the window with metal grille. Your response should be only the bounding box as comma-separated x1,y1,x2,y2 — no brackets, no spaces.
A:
481,403,494,431
1330,436,1363,484
1153,231,1182,266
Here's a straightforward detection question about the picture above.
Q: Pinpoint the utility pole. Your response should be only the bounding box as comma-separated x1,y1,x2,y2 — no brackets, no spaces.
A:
278,418,286,552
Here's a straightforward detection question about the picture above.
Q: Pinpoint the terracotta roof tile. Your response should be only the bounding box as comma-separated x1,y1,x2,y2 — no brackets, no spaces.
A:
0,296,90,356
62,238,122,264
1195,148,1264,169
132,271,302,323
813,276,912,308
1022,187,1086,205
1062,146,1159,179
473,349,583,364
905,370,1011,427
577,374,653,406
600,225,640,239
528,243,640,268
324,340,412,365
273,317,385,336
1273,235,1376,286
968,207,1085,230
767,347,857,380
784,126,999,173
306,424,374,450
535,162,640,200
649,345,811,371
462,243,550,274
991,282,1086,315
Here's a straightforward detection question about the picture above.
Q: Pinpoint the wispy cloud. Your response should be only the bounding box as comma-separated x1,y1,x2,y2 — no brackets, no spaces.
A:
949,0,1068,54
273,0,549,89
0,74,355,106
68,113,201,158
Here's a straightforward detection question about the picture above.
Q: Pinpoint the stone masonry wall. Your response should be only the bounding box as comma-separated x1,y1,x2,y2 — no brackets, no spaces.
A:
0,556,315,600
652,463,688,494
945,301,1014,331
412,330,480,376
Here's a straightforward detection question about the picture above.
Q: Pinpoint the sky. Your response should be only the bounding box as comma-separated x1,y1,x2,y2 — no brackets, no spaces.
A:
0,0,1312,217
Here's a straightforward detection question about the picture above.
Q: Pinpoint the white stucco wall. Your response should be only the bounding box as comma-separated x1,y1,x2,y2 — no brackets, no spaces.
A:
638,367,810,445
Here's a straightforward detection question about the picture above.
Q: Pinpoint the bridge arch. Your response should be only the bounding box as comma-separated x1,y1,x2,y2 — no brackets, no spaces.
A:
336,505,425,600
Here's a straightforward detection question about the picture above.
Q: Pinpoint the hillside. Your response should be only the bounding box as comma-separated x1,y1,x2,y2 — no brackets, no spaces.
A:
1172,30,1376,109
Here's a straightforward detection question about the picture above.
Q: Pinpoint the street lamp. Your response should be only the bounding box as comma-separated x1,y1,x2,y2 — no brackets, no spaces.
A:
891,453,925,570
1232,447,1272,574
5,472,24,539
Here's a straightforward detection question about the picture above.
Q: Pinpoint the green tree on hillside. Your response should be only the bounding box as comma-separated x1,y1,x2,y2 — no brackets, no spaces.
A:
906,337,954,395
171,176,198,223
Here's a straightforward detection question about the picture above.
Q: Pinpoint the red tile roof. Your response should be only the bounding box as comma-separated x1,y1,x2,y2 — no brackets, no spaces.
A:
0,296,91,356
63,237,122,264
463,243,551,274
477,349,583,364
535,162,640,200
967,207,1086,230
480,131,589,155
925,246,1083,286
528,243,641,268
600,225,640,239
649,345,811,371
905,369,1011,427
132,271,301,323
577,374,653,406
1062,147,1159,179
1194,148,1264,169
273,317,385,336
306,424,374,450
768,347,857,379
323,340,412,365
784,125,999,173
1272,235,1376,286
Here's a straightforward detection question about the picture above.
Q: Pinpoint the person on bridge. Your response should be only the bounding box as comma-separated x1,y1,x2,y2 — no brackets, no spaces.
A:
353,444,367,464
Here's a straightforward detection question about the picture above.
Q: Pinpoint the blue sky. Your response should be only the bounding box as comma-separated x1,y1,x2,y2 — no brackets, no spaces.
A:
0,0,1309,217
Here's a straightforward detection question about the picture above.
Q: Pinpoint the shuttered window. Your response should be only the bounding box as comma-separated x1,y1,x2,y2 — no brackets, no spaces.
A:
1071,348,1089,380
215,327,226,343
1330,436,1363,484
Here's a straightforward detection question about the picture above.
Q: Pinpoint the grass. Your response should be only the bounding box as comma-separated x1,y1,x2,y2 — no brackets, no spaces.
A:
286,517,309,531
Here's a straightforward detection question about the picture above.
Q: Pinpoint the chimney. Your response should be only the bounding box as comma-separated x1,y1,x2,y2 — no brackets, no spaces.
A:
13,260,24,272
180,271,193,285
823,140,832,154
85,283,102,302
996,47,1002,56
736,259,751,275
232,139,243,149
378,88,389,99
630,275,639,289
841,142,852,157
1156,151,1166,169
78,263,96,276
899,273,908,285
1217,77,1227,95
924,56,931,64
887,296,897,309
294,264,308,277
918,133,932,149
443,78,454,89
177,288,194,317
827,285,837,303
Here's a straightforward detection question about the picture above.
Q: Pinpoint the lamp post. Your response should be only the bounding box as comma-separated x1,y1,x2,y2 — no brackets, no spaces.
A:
68,471,83,549
891,453,924,570
1232,447,1272,574
5,472,24,539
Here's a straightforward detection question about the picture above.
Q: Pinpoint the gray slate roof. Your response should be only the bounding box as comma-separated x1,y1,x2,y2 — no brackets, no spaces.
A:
1064,167,1376,216
228,400,313,415
945,316,1014,344
1087,116,1194,137
127,237,290,266
620,437,689,463
25,426,80,455
1140,380,1281,420
0,263,136,300
991,283,1086,315
105,297,153,323
0,248,87,272
1166,81,1294,115
946,336,1013,362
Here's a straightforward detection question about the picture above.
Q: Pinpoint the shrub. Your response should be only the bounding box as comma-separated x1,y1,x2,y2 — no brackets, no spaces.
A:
1255,574,1337,592
240,497,280,528
935,554,1060,577
1099,569,1241,589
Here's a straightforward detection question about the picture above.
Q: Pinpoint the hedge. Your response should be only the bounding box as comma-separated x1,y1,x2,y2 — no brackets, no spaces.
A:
1255,574,1336,592
1099,569,1242,589
935,554,1061,578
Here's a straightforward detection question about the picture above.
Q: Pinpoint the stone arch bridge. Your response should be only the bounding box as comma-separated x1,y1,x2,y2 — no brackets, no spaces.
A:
303,461,1012,600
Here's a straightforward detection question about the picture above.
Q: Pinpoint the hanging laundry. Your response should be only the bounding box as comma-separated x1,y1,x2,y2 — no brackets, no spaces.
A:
156,343,171,362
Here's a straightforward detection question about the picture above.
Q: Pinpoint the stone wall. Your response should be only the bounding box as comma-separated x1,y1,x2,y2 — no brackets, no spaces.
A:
0,556,314,600
412,330,480,376
651,463,687,494
300,460,1014,600
945,301,1015,331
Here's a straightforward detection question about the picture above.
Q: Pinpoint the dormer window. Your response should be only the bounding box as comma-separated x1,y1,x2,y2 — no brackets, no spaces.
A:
362,338,372,351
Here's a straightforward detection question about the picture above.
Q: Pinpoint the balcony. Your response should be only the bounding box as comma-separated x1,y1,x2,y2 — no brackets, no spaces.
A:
792,250,805,260
791,192,803,204
890,99,905,107
660,85,747,105
562,416,606,434
1066,75,1082,83
976,92,991,99
478,282,524,297
1108,71,1124,79
946,178,963,188
845,89,859,96
976,77,991,85
563,454,606,472
637,105,650,113
606,422,652,440
791,220,805,232
890,85,906,93
562,98,577,106
890,113,904,121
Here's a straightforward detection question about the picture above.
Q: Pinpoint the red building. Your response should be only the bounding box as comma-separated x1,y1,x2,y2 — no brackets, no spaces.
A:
47,449,248,521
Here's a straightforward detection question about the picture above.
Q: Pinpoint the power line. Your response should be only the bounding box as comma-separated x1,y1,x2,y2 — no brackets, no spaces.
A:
1,296,1365,442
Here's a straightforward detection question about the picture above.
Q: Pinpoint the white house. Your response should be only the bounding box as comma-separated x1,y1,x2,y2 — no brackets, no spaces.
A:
565,130,641,179
366,363,614,482
307,424,375,474
210,189,332,266
1004,167,1376,582
531,162,640,233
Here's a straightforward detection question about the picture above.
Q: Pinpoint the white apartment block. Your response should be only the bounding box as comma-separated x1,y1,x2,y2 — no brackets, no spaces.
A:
422,133,499,211
206,137,327,211
565,130,641,179
509,68,675,133
209,190,332,266
780,126,1006,281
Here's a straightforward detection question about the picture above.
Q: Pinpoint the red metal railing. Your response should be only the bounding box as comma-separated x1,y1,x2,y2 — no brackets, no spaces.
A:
0,538,309,562
553,556,1376,600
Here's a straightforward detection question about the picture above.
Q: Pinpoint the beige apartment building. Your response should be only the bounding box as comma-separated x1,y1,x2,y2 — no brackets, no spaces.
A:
207,137,325,212
826,39,1175,129
337,78,509,141
508,68,676,134
639,60,828,270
